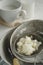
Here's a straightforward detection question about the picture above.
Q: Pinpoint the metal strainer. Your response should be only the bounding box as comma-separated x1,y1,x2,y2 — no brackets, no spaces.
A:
10,20,43,63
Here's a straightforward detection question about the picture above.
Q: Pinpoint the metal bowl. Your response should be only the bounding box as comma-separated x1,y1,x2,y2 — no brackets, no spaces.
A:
10,20,43,63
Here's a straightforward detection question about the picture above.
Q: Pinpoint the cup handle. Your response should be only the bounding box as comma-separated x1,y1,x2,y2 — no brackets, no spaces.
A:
17,10,27,19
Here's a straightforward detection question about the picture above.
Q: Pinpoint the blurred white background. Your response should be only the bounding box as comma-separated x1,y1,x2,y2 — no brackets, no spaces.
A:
0,0,43,19
0,0,43,36
34,0,43,20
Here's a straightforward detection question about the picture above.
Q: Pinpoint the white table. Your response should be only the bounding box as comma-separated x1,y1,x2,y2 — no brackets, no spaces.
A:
0,25,11,39
33,0,43,20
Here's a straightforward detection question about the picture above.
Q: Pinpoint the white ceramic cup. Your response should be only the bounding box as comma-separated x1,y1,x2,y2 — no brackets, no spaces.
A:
0,0,26,22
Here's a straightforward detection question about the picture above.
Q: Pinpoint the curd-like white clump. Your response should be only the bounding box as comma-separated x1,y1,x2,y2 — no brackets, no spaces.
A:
17,36,42,55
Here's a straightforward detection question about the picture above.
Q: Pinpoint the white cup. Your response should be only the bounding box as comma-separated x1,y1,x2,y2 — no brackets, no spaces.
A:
0,0,26,22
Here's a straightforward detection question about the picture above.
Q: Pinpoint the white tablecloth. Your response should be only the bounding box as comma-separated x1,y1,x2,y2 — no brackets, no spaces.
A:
0,25,10,39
